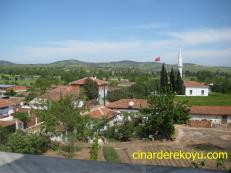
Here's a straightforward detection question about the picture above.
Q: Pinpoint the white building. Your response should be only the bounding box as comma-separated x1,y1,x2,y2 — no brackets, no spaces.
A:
184,81,209,96
189,106,231,125
69,77,108,105
177,49,209,96
0,99,14,120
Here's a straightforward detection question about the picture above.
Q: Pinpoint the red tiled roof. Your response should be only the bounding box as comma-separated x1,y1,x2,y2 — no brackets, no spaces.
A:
5,97,24,106
107,99,149,110
0,99,13,108
190,106,231,116
9,86,28,92
87,106,117,119
184,81,208,88
0,120,15,127
40,85,79,101
69,77,107,86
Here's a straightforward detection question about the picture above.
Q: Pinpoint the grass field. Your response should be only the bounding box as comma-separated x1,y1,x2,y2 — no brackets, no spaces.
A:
0,74,36,86
175,92,231,106
103,146,120,163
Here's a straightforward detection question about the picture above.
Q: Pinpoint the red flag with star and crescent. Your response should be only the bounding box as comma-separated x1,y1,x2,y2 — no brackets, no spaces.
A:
154,57,160,62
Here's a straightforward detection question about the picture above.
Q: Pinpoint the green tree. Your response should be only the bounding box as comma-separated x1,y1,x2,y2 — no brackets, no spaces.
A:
36,96,92,141
83,78,98,100
36,96,80,133
175,70,184,95
0,127,10,145
139,93,189,139
5,130,49,154
173,101,190,124
34,76,61,94
89,134,99,160
5,89,16,96
170,67,176,92
160,64,169,93
14,112,30,126
104,120,133,142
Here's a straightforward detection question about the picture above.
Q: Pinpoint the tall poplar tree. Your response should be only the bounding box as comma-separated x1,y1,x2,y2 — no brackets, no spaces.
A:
160,64,168,93
170,67,176,92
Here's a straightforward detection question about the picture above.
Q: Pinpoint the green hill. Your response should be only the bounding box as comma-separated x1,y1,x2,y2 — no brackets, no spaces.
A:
0,60,15,65
1,59,231,73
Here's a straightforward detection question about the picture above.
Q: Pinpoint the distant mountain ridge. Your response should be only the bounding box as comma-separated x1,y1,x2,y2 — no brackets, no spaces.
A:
0,60,15,65
1,59,231,73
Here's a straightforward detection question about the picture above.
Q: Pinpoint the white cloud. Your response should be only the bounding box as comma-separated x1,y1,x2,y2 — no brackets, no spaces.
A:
18,27,231,66
167,28,231,44
113,22,169,30
184,48,231,58
22,40,141,56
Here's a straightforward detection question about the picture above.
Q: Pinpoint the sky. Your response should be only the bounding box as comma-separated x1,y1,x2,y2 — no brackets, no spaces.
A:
0,0,231,66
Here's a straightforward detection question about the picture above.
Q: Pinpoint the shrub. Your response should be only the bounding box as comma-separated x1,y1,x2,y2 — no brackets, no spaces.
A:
5,130,49,154
103,146,120,163
89,135,99,160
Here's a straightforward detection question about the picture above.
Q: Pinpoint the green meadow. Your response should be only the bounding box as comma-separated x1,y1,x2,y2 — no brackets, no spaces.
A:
175,92,231,106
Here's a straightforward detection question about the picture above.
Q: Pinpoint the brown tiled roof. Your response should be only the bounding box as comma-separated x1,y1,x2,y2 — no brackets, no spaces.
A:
107,99,148,110
0,99,13,108
9,86,28,92
86,106,117,119
69,77,107,86
184,81,208,88
40,85,79,101
5,97,24,106
0,120,15,127
190,106,231,116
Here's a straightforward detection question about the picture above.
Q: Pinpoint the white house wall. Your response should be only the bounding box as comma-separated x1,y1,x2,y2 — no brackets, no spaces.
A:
98,86,108,104
0,106,14,119
228,116,231,124
185,87,209,96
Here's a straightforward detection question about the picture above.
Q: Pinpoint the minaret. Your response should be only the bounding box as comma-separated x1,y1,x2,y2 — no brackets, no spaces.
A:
178,48,183,78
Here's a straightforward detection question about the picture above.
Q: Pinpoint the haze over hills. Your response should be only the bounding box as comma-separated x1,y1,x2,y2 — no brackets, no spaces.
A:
1,59,231,73
0,60,15,65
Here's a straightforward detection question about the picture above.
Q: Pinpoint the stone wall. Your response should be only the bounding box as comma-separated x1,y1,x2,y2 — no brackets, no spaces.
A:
187,119,212,128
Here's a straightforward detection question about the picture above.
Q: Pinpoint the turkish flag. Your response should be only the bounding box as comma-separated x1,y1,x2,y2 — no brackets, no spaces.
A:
154,57,160,62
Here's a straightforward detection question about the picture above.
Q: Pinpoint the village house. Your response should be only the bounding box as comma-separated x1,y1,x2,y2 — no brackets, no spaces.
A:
189,106,231,126
5,97,25,108
13,108,43,133
0,84,15,97
85,105,118,120
0,99,14,120
8,85,28,93
0,99,16,131
0,85,28,97
107,99,231,126
177,49,209,97
84,105,121,130
104,99,149,126
0,120,16,132
29,85,80,109
107,99,148,112
40,85,79,101
69,77,108,105
183,81,209,96
0,98,42,132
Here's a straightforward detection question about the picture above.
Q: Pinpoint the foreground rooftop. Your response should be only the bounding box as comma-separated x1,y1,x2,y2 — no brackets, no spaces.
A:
0,152,223,173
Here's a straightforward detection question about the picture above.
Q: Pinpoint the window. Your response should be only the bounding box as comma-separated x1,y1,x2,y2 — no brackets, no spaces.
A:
190,90,193,95
201,90,204,95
